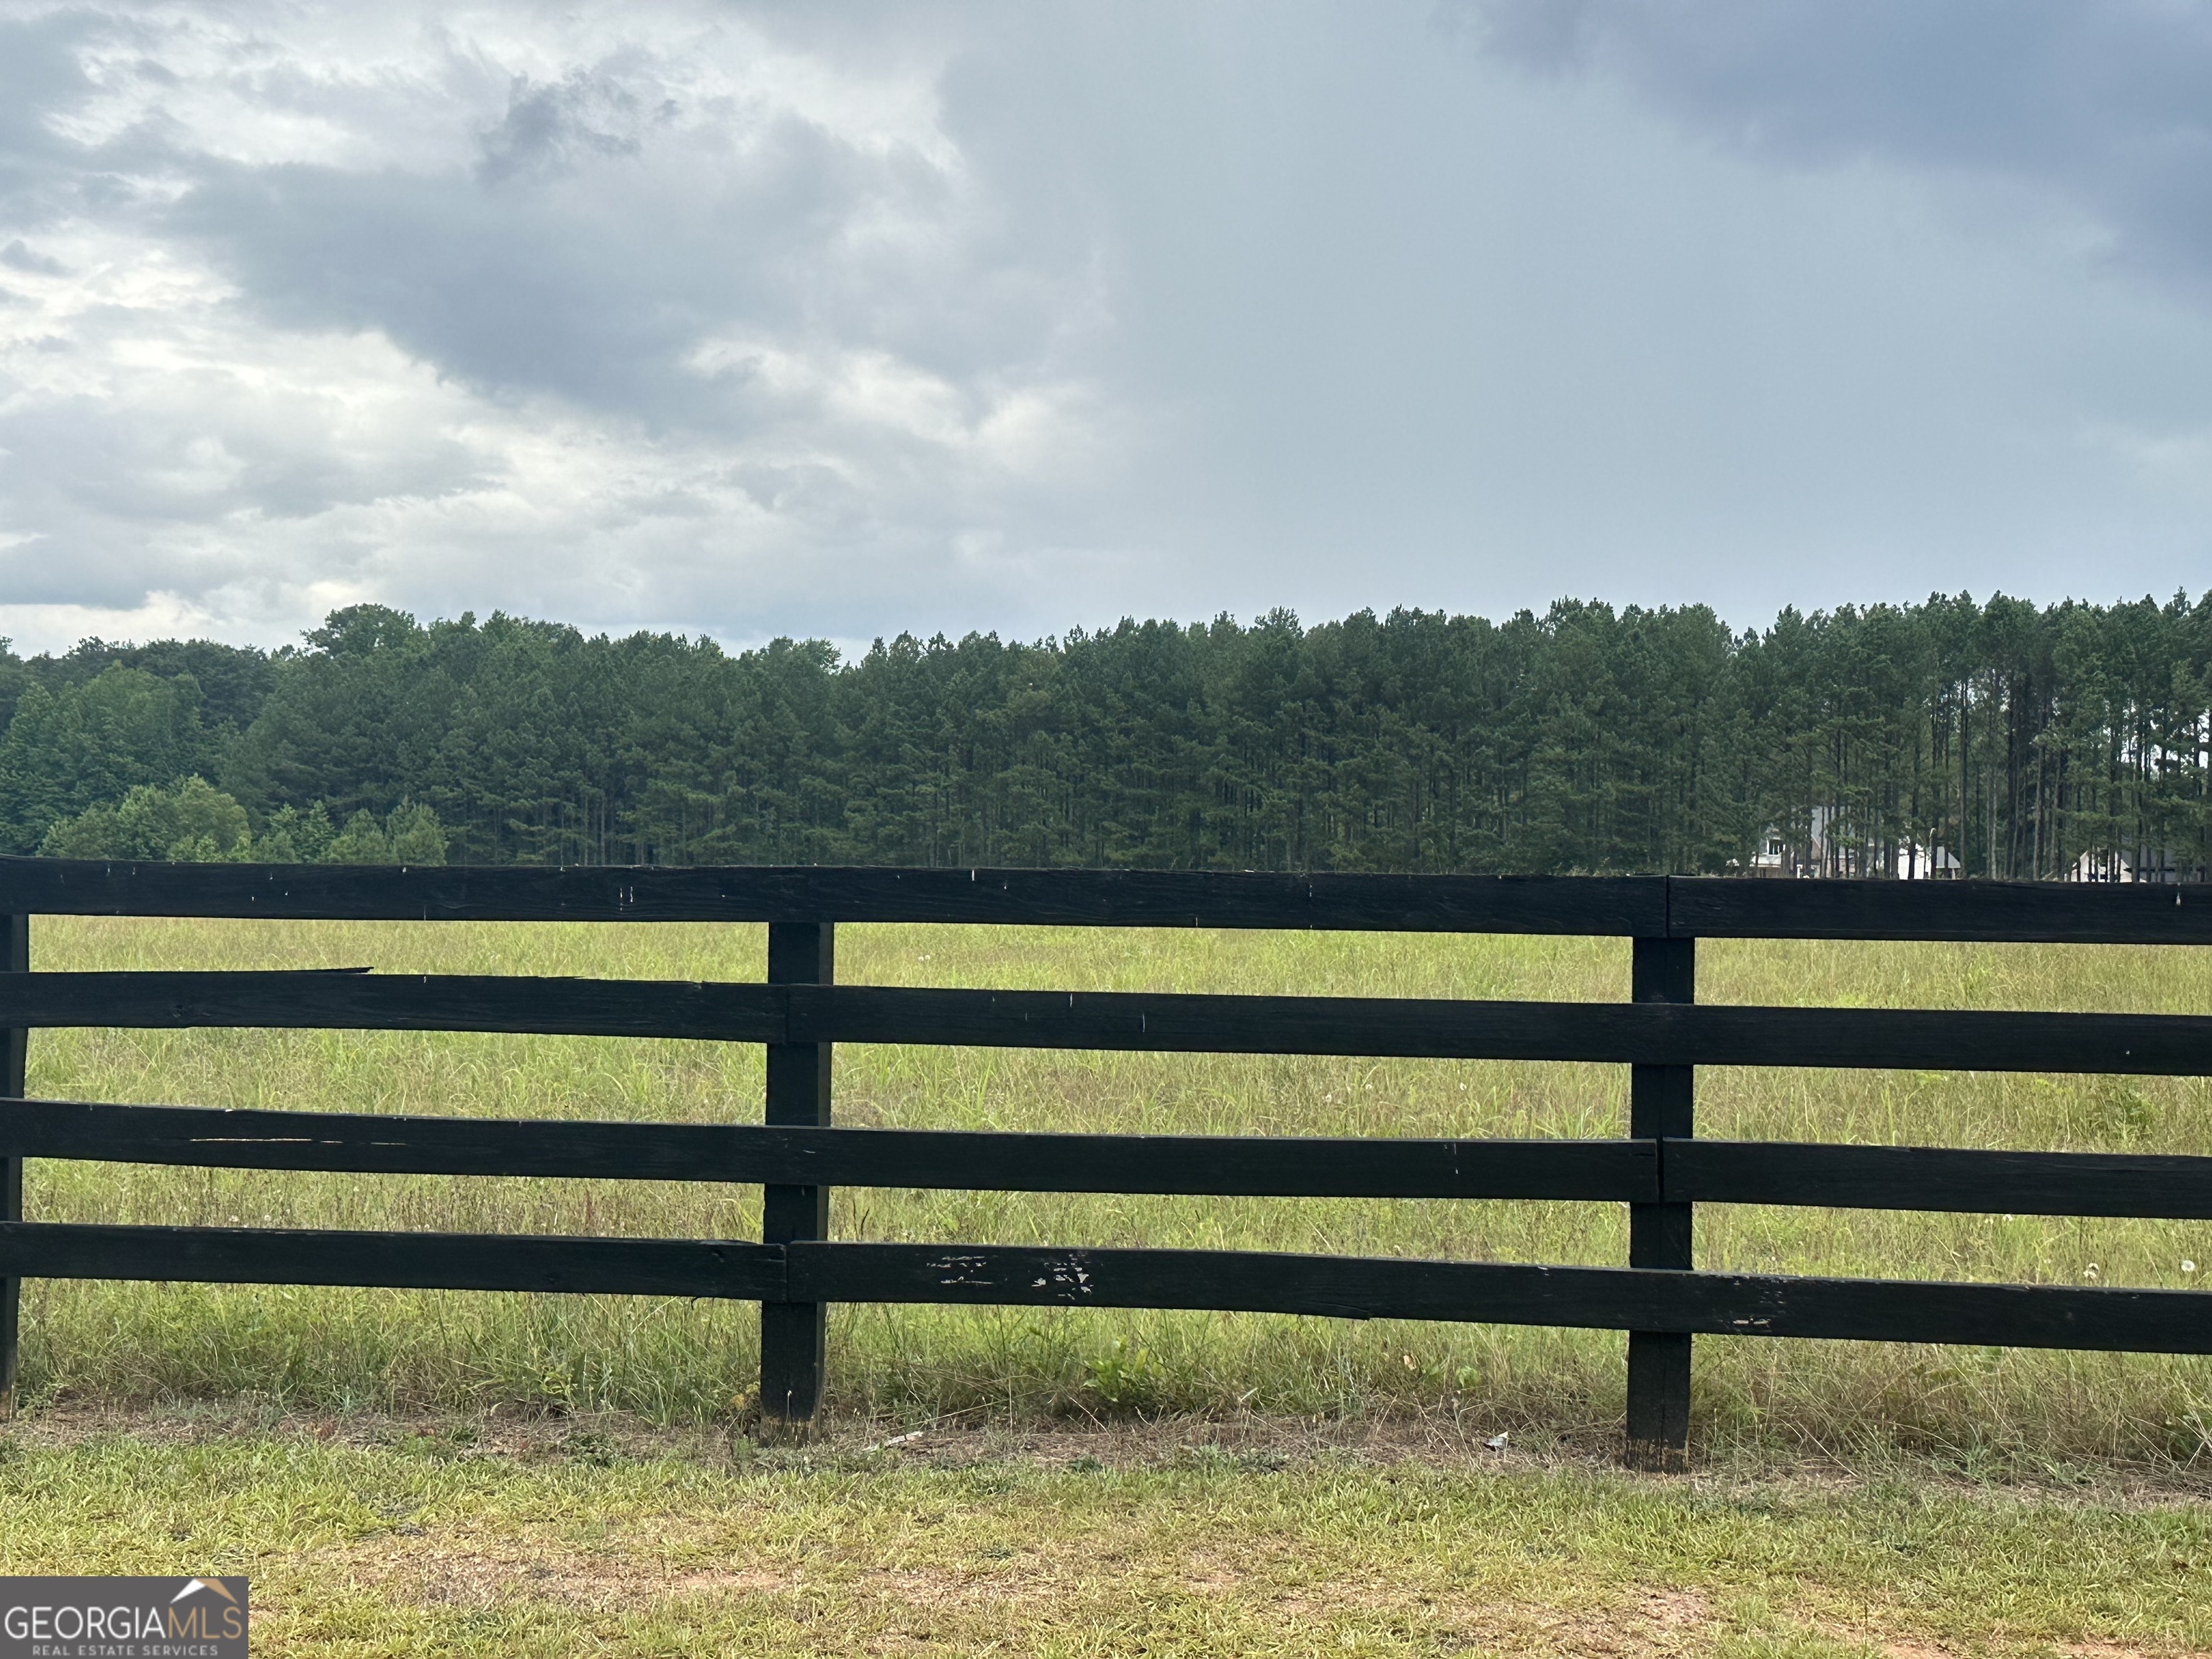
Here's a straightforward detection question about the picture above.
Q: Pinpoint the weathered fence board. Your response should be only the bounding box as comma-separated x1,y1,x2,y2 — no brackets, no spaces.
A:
0,914,24,1416
0,1099,1658,1199
3,1223,2204,1356
0,859,1667,935
0,971,782,1042
1668,874,2212,944
7,975,2212,1074
0,1220,783,1298
10,1098,2212,1219
1668,1141,2212,1219
17,858,2212,944
788,1243,2212,1353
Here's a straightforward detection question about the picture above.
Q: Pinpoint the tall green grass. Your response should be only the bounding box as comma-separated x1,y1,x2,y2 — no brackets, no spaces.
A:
16,916,2212,1461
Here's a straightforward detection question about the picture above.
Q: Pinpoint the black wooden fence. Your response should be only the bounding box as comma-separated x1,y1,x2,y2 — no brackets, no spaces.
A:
1,860,2211,1467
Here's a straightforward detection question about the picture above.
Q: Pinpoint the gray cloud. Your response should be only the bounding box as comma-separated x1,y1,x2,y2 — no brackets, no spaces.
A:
0,238,66,274
1468,1,2212,301
158,32,1084,431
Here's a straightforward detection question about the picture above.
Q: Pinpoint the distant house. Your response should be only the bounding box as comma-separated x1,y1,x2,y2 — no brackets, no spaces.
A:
1889,840,1961,880
1749,831,1791,875
2069,848,2132,884
2066,847,2207,884
1750,807,1959,878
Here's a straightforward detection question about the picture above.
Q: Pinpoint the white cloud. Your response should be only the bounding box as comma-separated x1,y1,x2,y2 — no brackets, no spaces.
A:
0,0,1129,649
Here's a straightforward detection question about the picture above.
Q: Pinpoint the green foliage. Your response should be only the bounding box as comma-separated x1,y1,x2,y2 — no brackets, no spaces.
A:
12,635,277,737
256,801,335,863
1081,1337,1166,1412
9,592,2212,874
37,781,444,865
0,665,224,853
387,802,449,864
320,802,449,866
38,776,252,861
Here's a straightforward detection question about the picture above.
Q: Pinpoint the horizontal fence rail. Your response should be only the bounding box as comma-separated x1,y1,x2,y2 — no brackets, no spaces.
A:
4,974,2212,1074
13,855,2212,943
1,860,2210,1466
0,1226,2206,1356
1669,1141,2212,1220
0,860,1665,934
6,1100,2212,1219
0,1220,785,1299
786,1245,2212,1354
0,1100,1656,1200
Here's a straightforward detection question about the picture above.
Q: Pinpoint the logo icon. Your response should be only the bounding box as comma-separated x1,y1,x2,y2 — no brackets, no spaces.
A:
1,1576,248,1655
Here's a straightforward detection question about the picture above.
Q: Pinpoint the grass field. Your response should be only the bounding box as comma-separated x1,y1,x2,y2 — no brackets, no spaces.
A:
4,1410,2209,1658
13,916,2212,1466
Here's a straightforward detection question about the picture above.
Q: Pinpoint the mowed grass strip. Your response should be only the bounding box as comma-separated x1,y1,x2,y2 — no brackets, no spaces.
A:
12,917,2212,1460
3,1419,2209,1658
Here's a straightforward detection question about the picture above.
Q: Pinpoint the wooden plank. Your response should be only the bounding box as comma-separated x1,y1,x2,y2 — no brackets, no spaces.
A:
0,859,1665,935
4,1218,2205,1354
791,987,2212,1074
1626,935,1694,1467
9,974,2212,1074
1668,876,2212,945
0,1220,786,1298
788,1243,2212,1353
785,1127,1653,1200
0,971,781,1041
0,913,23,1416
0,1099,1658,1200
18,858,2212,946
760,920,834,1424
1671,1140,2212,1220
0,1097,741,1177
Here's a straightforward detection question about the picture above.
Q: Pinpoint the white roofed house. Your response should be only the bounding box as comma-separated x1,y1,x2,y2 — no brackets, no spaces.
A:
1750,807,1961,878
1890,840,1961,879
2066,845,2206,884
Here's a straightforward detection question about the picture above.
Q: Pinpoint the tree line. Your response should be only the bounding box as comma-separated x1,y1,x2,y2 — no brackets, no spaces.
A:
0,591,2207,876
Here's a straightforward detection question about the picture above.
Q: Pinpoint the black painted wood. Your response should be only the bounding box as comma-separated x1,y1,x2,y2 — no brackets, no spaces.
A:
0,1220,786,1298
787,986,2212,1074
1669,876,2212,944
1627,935,1695,1466
0,971,783,1042
0,913,24,1414
26,1101,2205,1218
10,975,2212,1074
761,922,835,1424
788,1243,2212,1353
1671,1141,2212,1220
0,1099,1658,1199
8,1218,2204,1355
0,859,1665,935
15,859,2212,945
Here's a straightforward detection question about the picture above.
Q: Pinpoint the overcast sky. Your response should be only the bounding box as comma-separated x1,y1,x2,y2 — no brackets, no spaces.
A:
1,1,2208,656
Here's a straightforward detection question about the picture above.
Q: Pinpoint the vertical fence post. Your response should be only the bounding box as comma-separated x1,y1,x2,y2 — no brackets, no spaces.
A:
760,920,834,1431
0,914,26,1419
1624,932,1694,1470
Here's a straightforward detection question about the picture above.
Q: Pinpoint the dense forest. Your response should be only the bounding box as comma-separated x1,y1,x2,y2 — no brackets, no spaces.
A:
1,592,2208,876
